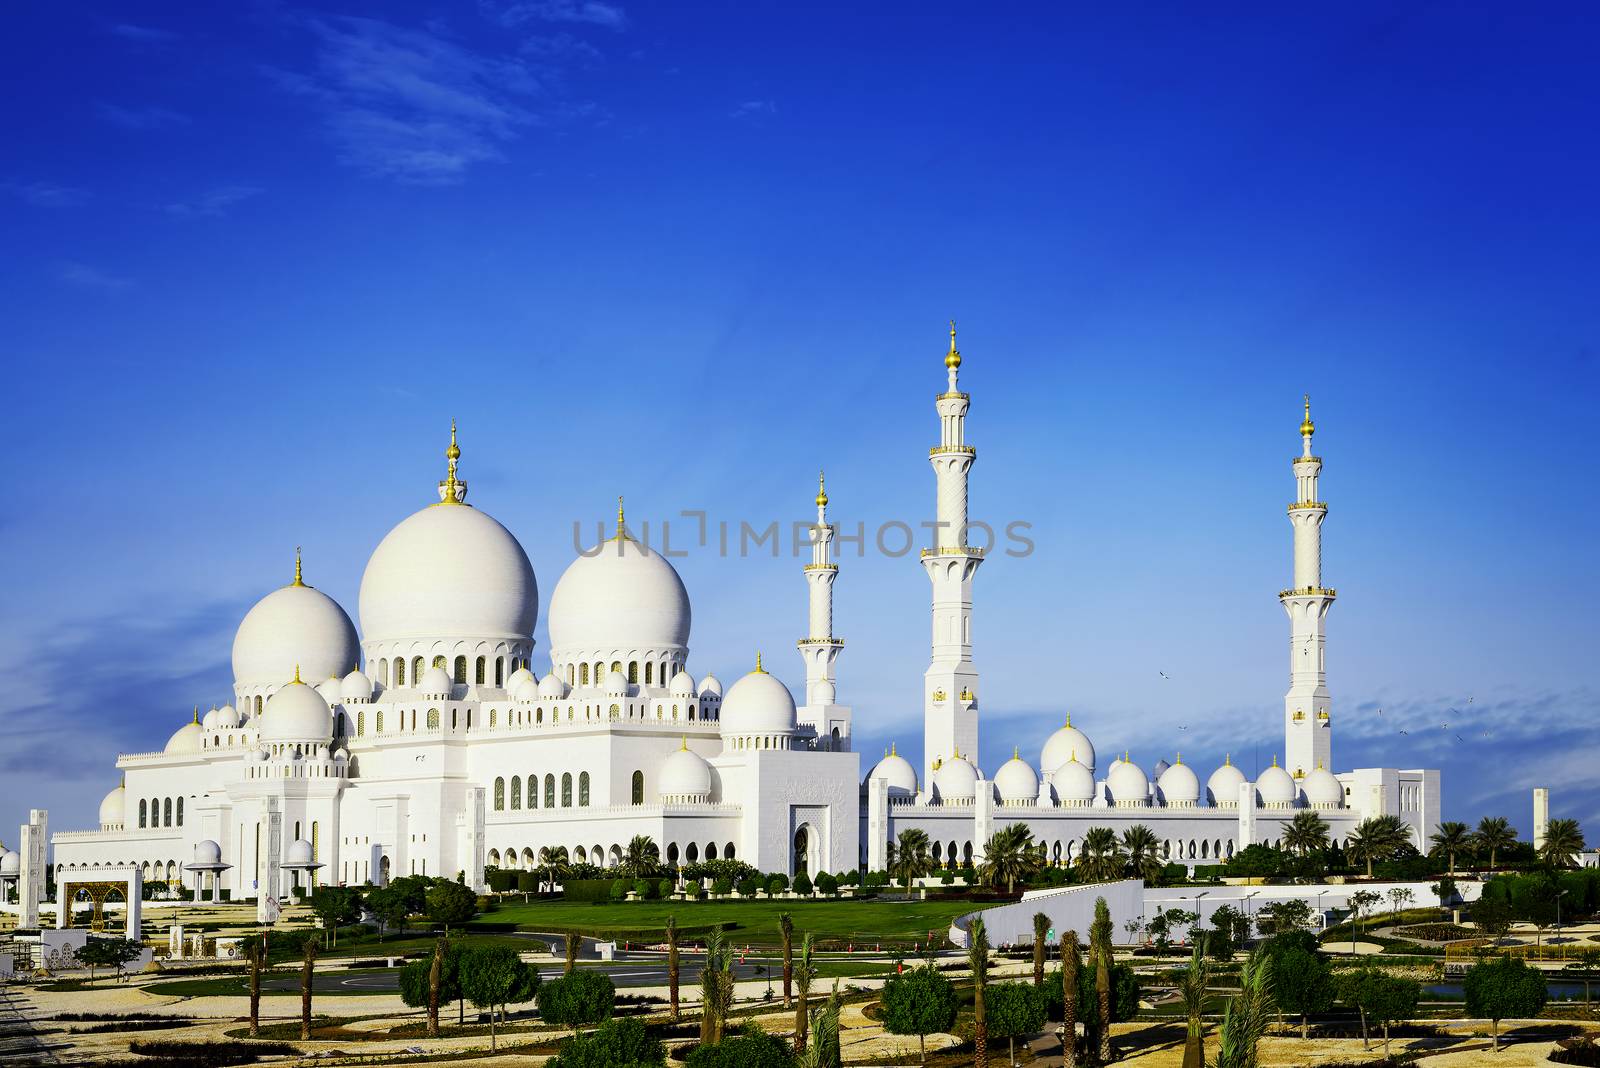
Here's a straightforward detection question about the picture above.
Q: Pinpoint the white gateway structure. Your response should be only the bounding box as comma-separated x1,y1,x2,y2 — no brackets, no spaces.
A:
49,329,1439,895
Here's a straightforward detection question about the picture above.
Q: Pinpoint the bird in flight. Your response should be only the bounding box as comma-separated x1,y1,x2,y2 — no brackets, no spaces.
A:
1398,729,1409,735
1456,734,1465,742
1158,671,1170,680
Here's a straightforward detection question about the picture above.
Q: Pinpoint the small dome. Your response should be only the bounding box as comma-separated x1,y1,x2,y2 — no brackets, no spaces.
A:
867,748,918,798
165,717,204,754
1303,765,1343,808
1106,754,1149,806
1049,757,1095,804
1207,757,1246,807
513,675,540,702
260,678,333,744
418,665,453,697
216,704,240,729
1157,758,1200,806
1257,759,1298,807
538,672,567,699
201,707,219,730
658,743,713,800
505,666,536,693
994,752,1040,805
232,580,359,692
286,838,315,865
934,755,978,804
604,670,630,697
1040,717,1096,774
0,850,18,876
341,669,372,703
193,840,222,866
548,532,690,654
669,670,695,697
698,673,723,699
720,666,796,737
98,783,126,827
316,676,344,707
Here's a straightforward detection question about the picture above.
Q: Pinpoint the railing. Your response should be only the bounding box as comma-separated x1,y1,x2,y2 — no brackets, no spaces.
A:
929,445,977,457
1279,586,1337,598
1287,501,1328,511
796,638,845,646
921,545,985,558
802,563,839,572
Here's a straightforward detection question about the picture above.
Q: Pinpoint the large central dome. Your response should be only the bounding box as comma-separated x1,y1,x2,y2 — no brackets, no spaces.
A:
549,516,690,653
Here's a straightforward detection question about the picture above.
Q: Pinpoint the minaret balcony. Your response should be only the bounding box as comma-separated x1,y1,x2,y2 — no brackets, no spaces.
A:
797,637,845,646
921,545,985,559
802,563,839,572
929,445,977,457
1286,500,1328,512
1279,585,1336,599
937,390,971,401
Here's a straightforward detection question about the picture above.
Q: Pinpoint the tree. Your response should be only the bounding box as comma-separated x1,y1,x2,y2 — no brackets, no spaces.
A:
698,927,735,1045
245,933,264,1037
538,969,617,1036
1474,817,1518,872
460,944,539,1050
1338,968,1418,1059
1565,949,1600,1008
425,880,478,933
1430,821,1473,876
1213,945,1275,1068
1282,811,1330,859
1207,905,1244,961
1540,818,1586,869
1090,897,1114,1064
565,930,580,973
366,883,413,939
988,981,1047,1067
888,828,934,893
980,823,1040,894
1059,930,1081,1068
1268,944,1333,1039
400,940,466,1029
309,885,363,947
968,917,991,1067
685,1025,796,1068
540,845,572,892
77,936,142,982
621,835,662,879
1076,827,1125,883
1431,877,1459,909
547,1016,666,1068
1177,937,1210,1068
1388,886,1415,920
779,913,794,1008
1032,912,1050,987
793,933,815,1055
1347,815,1409,878
1463,954,1548,1052
801,980,842,1068
1258,898,1311,937
1347,889,1383,952
880,963,959,1064
666,914,681,1020
1471,893,1515,942
1120,824,1163,883
299,934,318,1041
426,937,445,1037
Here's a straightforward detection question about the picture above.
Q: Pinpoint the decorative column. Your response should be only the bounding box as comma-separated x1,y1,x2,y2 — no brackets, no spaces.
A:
1281,396,1335,780
797,473,851,750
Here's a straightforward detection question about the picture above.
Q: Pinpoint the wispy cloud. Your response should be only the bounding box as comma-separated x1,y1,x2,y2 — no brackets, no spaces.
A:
55,261,132,291
480,0,627,31
2,181,90,207
164,185,265,218
730,99,776,120
106,22,179,44
98,102,190,131
520,32,603,64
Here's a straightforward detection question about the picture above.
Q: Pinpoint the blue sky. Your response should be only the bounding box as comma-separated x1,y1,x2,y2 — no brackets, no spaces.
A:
2,4,1596,842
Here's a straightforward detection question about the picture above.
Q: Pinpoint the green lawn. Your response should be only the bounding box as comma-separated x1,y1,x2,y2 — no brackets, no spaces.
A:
475,898,974,946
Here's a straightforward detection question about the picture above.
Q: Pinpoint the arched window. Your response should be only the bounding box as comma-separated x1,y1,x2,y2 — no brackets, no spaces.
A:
666,842,679,866
644,662,653,685
580,663,590,686
453,656,467,684
725,843,735,861
335,712,345,737
395,658,406,686
561,772,573,807
427,708,440,729
510,776,521,809
567,664,575,685
490,709,497,727
475,657,486,685
163,798,172,826
578,772,590,806
631,770,644,805
412,656,424,683
628,661,638,683
138,799,147,828
376,710,385,732
609,704,620,720
494,777,505,810
707,842,718,861
494,658,504,687
611,660,623,676
433,654,447,670
451,709,458,730
176,797,183,826
527,774,538,807
254,695,263,715
544,774,556,808
686,842,699,863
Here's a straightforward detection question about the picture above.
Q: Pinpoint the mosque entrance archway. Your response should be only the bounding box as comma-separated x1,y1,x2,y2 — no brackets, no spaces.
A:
793,824,821,878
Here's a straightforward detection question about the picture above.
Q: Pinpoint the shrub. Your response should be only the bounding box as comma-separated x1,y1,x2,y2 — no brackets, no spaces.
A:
547,1016,665,1068
793,873,813,896
815,872,838,895
766,874,790,895
633,879,652,900
610,882,628,902
658,878,676,899
539,969,617,1032
684,1026,796,1068
712,877,733,896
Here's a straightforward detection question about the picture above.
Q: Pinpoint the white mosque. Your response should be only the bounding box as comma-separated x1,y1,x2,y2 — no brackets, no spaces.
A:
43,327,1440,903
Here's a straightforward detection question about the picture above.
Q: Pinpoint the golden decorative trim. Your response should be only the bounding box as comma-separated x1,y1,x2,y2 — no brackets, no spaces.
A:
945,319,961,370
1287,501,1328,511
921,545,985,558
796,637,844,646
929,445,977,457
802,563,839,572
1279,586,1337,598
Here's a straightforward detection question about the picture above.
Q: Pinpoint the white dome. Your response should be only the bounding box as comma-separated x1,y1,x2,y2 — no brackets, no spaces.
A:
1106,755,1149,806
216,704,240,729
201,707,219,730
359,500,537,644
1257,760,1298,807
603,670,630,696
232,580,359,692
719,667,796,736
418,665,454,698
505,666,536,692
698,674,723,698
994,752,1040,805
1303,765,1343,808
513,675,540,702
98,783,125,827
1206,758,1246,807
316,676,343,706
934,756,978,804
867,749,918,797
193,840,222,866
548,532,689,653
0,850,18,876
538,672,567,699
1157,759,1200,806
165,716,204,754
341,669,372,703
669,670,695,696
286,838,315,865
260,679,333,743
658,743,713,800
1049,757,1095,804
1040,717,1096,774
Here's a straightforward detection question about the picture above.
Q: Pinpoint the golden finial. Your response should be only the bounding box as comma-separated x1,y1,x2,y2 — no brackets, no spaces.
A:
1272,753,1279,767
890,741,897,756
192,705,199,724
1175,751,1182,765
1225,753,1232,767
1013,745,1019,759
292,546,304,587
616,496,626,539
1124,749,1130,763
1065,712,1071,727
447,418,460,460
680,735,688,751
292,664,303,685
815,469,828,508
1300,394,1315,438
754,652,765,674
438,419,463,505
944,319,961,369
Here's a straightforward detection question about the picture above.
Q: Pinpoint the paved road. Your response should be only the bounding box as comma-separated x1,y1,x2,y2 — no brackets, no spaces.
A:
0,987,59,1066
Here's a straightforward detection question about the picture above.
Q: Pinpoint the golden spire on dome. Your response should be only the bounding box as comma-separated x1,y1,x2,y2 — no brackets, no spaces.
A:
815,470,828,508
1272,753,1280,767
1175,751,1182,765
1065,712,1072,727
1225,753,1232,767
754,651,767,674
890,741,897,756
192,705,199,724
1300,394,1315,438
437,419,464,505
680,735,688,751
292,546,304,587
292,664,303,685
944,319,961,369
614,496,627,540
1013,745,1019,759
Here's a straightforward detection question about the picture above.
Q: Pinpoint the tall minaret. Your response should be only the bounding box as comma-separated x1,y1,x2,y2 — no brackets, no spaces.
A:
796,471,851,751
922,322,984,786
1281,395,1335,779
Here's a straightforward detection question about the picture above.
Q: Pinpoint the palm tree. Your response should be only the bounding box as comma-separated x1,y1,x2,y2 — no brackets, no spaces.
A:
801,979,842,1068
1177,936,1211,1068
426,937,444,1038
1540,818,1586,869
780,912,795,1008
1346,815,1408,878
299,935,317,1041
889,828,935,892
793,932,815,1055
245,933,264,1037
980,823,1040,893
1428,821,1472,875
969,916,991,1068
538,845,570,893
1474,816,1518,871
1091,898,1114,1064
666,914,680,1020
1282,811,1330,857
1076,827,1125,883
620,835,661,879
1032,912,1050,987
1121,824,1164,882
1214,945,1275,1068
699,927,734,1044
1060,930,1081,1068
